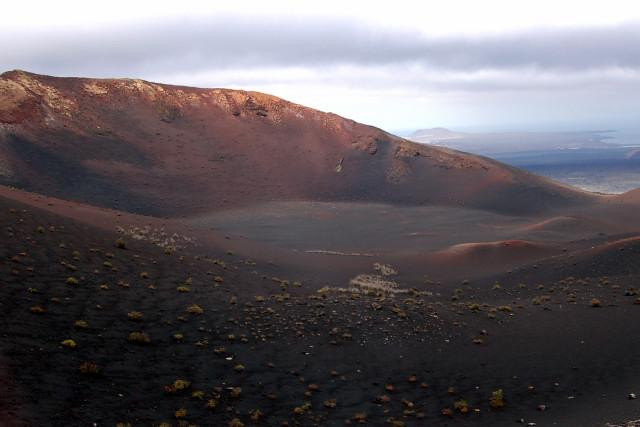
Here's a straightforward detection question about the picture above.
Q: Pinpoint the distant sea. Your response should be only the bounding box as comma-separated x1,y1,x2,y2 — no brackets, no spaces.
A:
492,145,640,194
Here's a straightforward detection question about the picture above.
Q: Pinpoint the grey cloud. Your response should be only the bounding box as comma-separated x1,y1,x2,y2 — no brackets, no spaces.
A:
2,15,640,78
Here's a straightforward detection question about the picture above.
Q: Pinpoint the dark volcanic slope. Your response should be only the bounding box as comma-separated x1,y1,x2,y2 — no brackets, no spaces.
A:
0,70,595,216
1,186,639,427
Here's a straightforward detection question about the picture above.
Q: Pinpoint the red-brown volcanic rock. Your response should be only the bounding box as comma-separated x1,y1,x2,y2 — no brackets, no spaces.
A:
0,70,595,217
615,188,640,204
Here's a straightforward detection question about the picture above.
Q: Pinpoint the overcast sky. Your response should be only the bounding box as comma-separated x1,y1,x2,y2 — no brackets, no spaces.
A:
3,0,640,133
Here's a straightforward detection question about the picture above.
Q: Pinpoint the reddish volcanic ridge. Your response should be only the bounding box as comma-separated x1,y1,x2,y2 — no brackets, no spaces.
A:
0,70,595,217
